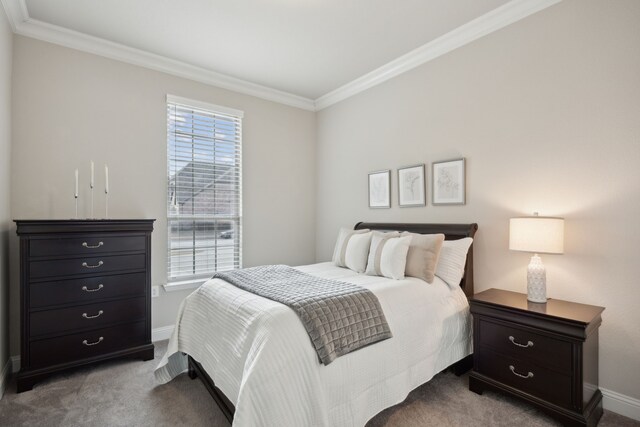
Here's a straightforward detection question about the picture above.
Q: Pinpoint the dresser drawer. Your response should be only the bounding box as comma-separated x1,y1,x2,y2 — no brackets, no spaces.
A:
30,297,146,337
30,235,146,257
476,348,573,410
29,321,147,368
477,318,572,372
30,272,146,309
29,254,146,279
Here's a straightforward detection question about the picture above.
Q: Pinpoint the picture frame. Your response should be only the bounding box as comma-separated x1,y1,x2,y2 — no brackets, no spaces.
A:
368,170,391,208
432,158,466,205
397,164,426,207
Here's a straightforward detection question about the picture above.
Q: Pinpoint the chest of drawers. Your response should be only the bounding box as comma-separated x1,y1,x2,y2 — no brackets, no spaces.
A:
15,219,155,392
469,288,605,427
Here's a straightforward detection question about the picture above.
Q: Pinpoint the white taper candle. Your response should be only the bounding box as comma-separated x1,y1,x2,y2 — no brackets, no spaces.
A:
90,161,94,189
75,169,79,197
105,165,109,194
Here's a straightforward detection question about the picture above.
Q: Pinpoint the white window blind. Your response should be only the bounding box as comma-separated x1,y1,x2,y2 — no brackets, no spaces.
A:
167,95,243,283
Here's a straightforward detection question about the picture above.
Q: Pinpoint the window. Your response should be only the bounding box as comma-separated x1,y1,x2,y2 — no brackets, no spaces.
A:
167,95,243,284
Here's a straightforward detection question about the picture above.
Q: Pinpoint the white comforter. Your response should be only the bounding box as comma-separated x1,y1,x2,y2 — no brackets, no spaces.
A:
155,262,471,427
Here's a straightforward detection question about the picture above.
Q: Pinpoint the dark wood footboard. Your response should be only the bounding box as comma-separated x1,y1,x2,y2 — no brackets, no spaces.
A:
188,356,235,423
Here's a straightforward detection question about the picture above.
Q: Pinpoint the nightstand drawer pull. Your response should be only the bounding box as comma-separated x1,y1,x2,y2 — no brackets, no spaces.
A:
81,284,104,292
82,261,104,269
82,310,104,319
82,241,104,249
82,337,104,346
509,335,534,348
509,365,534,379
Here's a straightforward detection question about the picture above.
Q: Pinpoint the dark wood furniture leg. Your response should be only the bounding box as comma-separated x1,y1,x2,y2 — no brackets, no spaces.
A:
188,359,197,379
451,354,473,376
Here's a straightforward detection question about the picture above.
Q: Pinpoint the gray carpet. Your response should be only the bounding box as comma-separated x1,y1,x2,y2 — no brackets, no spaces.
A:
0,341,637,427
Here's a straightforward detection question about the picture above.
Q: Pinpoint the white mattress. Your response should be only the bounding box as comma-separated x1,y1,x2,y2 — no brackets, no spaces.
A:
155,262,471,427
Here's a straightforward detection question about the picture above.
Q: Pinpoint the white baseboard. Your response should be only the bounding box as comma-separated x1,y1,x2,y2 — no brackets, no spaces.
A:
0,358,11,400
152,325,174,342
602,387,640,421
11,355,20,374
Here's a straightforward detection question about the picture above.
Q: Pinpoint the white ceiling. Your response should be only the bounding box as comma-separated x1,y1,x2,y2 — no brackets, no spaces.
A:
23,0,511,100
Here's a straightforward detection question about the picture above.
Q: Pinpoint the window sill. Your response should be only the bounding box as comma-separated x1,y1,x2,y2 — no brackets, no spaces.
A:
163,278,208,292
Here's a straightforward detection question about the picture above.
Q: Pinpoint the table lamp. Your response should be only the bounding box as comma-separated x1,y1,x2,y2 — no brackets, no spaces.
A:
509,213,564,303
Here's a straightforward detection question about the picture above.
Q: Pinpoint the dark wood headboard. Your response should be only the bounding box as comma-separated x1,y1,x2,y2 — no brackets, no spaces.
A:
354,222,478,298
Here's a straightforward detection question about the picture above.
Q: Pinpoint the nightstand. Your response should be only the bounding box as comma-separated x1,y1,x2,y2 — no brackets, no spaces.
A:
469,289,605,427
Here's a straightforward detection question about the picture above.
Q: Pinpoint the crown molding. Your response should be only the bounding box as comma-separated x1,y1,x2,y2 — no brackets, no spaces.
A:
3,0,562,112
315,0,562,110
0,0,27,32
1,0,316,111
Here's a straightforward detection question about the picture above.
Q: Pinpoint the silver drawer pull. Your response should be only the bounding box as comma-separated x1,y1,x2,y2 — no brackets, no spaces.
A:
82,337,104,346
509,365,534,379
509,335,534,348
82,310,104,319
82,261,104,269
81,284,104,292
82,241,104,249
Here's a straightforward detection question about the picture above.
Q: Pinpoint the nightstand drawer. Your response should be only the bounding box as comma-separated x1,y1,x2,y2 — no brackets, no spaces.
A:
30,297,146,337
29,254,146,279
29,272,147,309
29,320,147,368
30,235,146,257
476,348,573,410
477,318,572,372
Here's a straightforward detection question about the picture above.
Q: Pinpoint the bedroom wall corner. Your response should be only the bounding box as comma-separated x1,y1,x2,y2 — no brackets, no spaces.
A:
0,4,13,399
315,0,640,412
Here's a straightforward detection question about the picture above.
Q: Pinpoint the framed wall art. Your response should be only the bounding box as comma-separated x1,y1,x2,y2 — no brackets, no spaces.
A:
432,158,465,205
397,164,426,207
368,170,391,208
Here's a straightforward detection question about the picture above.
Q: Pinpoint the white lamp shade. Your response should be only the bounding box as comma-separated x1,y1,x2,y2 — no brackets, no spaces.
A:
509,217,564,254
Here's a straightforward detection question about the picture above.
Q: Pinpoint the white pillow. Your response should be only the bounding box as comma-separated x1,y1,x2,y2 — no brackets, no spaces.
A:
332,228,372,273
332,227,368,264
366,234,412,280
365,231,400,276
435,237,473,289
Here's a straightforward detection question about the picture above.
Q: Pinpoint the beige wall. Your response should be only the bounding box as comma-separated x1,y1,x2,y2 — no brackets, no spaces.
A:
0,6,12,389
9,36,317,354
316,0,640,400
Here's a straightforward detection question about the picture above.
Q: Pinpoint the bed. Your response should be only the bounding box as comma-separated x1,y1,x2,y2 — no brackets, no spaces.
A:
155,222,478,426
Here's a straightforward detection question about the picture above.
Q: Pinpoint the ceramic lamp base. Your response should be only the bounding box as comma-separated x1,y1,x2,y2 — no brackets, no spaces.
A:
527,254,547,303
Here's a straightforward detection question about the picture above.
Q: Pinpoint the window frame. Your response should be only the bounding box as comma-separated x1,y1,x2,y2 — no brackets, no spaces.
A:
165,95,243,290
